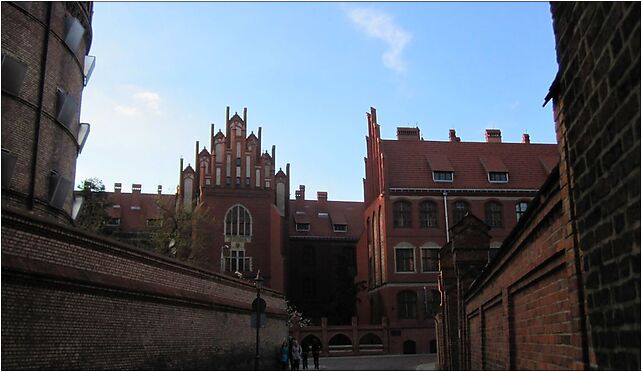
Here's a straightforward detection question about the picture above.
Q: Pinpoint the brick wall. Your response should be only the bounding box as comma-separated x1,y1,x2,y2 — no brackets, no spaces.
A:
550,2,640,369
1,207,288,370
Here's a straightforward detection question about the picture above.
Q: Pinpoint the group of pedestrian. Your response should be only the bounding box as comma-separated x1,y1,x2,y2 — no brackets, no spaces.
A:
278,337,320,370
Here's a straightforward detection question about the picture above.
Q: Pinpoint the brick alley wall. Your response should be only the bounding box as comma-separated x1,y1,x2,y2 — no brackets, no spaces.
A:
1,207,288,370
550,2,640,369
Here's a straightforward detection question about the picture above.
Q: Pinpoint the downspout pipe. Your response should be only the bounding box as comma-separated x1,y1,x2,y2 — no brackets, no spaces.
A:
443,191,450,242
29,2,53,210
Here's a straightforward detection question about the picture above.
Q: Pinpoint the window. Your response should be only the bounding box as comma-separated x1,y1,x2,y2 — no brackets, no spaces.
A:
333,224,347,232
222,247,252,272
2,54,27,96
106,218,120,226
393,200,412,228
488,172,509,183
419,201,438,228
318,212,329,218
489,242,502,262
421,248,439,272
63,16,85,52
398,291,417,319
485,202,502,228
56,88,78,129
395,246,415,272
245,177,250,186
433,171,453,182
453,201,469,224
224,204,252,238
130,205,141,210
296,223,310,231
516,201,528,221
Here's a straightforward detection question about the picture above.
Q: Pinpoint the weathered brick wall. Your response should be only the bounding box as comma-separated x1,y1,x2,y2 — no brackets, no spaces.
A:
1,207,288,370
550,2,640,369
467,312,481,370
482,300,505,370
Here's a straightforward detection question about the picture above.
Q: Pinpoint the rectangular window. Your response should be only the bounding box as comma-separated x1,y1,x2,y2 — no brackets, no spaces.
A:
395,248,415,272
2,54,27,96
245,177,250,186
421,248,439,272
488,172,509,183
296,223,310,231
216,168,221,185
333,224,347,232
106,218,120,226
432,171,453,182
226,155,231,176
245,155,251,177
255,169,261,187
223,250,252,272
236,143,241,157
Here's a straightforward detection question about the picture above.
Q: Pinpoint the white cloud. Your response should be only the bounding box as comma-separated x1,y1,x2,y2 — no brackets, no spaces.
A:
348,8,412,74
133,91,161,114
114,105,141,117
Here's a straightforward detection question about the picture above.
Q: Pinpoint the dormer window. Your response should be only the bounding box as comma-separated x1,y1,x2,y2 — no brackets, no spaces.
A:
433,171,453,182
333,224,347,232
488,172,509,183
318,212,329,218
296,223,310,231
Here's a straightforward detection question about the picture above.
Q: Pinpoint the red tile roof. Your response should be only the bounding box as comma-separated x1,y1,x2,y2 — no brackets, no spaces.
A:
289,199,364,240
382,140,559,190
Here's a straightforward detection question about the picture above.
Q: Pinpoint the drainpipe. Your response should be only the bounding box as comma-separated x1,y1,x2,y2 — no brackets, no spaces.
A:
443,191,450,242
29,2,53,210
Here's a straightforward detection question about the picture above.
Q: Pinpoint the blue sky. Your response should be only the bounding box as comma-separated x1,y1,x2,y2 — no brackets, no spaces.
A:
77,2,559,202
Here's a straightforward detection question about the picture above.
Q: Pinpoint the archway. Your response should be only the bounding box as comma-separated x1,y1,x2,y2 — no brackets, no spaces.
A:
328,333,352,353
359,333,383,352
403,340,416,354
301,334,322,352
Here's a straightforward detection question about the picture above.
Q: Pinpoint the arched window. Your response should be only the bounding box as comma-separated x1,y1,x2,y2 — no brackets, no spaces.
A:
485,202,502,228
453,201,469,224
516,201,528,221
225,204,252,237
419,200,438,228
393,200,412,228
397,291,417,319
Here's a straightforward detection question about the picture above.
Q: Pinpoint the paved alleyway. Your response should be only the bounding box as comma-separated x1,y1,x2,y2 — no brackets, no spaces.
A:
311,353,437,371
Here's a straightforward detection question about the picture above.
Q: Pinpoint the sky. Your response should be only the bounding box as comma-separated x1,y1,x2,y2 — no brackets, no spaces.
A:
77,2,559,202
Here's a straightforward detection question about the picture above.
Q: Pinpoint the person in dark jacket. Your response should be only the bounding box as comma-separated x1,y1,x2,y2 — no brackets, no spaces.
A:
279,339,289,370
290,339,302,370
301,344,309,370
312,341,321,370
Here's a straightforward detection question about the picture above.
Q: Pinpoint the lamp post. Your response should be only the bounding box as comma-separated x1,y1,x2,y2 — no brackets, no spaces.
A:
254,270,263,371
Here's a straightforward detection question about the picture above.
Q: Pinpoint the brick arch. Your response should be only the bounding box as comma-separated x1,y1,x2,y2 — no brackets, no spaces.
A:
328,333,352,354
300,334,322,350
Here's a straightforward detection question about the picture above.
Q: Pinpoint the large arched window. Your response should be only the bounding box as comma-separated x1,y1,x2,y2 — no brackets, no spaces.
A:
393,200,412,228
419,200,438,228
453,201,470,224
225,204,252,237
398,291,417,319
485,201,503,228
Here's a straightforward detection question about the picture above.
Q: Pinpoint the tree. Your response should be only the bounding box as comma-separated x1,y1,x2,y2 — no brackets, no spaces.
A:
75,178,112,234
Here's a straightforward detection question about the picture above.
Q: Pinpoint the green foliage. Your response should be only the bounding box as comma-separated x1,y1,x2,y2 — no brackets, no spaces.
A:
75,178,112,234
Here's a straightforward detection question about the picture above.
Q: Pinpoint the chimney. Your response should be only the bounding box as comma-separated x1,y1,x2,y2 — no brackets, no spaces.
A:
317,191,328,214
485,129,502,143
449,129,461,142
114,182,122,193
295,185,305,210
396,127,420,141
131,183,142,210
132,183,142,193
522,133,530,144
157,185,162,195
243,107,247,123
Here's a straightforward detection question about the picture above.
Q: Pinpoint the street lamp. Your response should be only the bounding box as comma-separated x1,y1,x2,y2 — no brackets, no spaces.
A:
254,270,264,371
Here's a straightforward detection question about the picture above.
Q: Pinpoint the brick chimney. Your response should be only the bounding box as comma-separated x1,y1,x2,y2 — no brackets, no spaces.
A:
396,127,420,141
317,191,328,214
157,185,162,195
522,133,531,144
131,183,142,210
449,129,461,142
485,129,502,143
295,185,305,210
114,183,122,193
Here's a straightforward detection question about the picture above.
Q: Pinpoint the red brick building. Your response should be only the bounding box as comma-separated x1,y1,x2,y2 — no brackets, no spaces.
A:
356,107,559,354
177,107,290,292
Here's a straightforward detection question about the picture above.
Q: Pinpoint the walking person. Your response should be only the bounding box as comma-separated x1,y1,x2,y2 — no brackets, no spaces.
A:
290,339,302,370
312,341,320,370
301,343,309,370
279,339,289,370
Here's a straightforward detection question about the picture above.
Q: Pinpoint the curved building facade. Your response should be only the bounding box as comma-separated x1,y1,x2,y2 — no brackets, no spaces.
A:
2,1,94,223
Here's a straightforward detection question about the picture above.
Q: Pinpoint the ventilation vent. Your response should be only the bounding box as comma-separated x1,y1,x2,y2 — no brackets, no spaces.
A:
49,171,72,209
77,123,90,153
64,16,85,52
56,88,78,129
83,55,95,86
2,148,17,189
1,54,27,96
